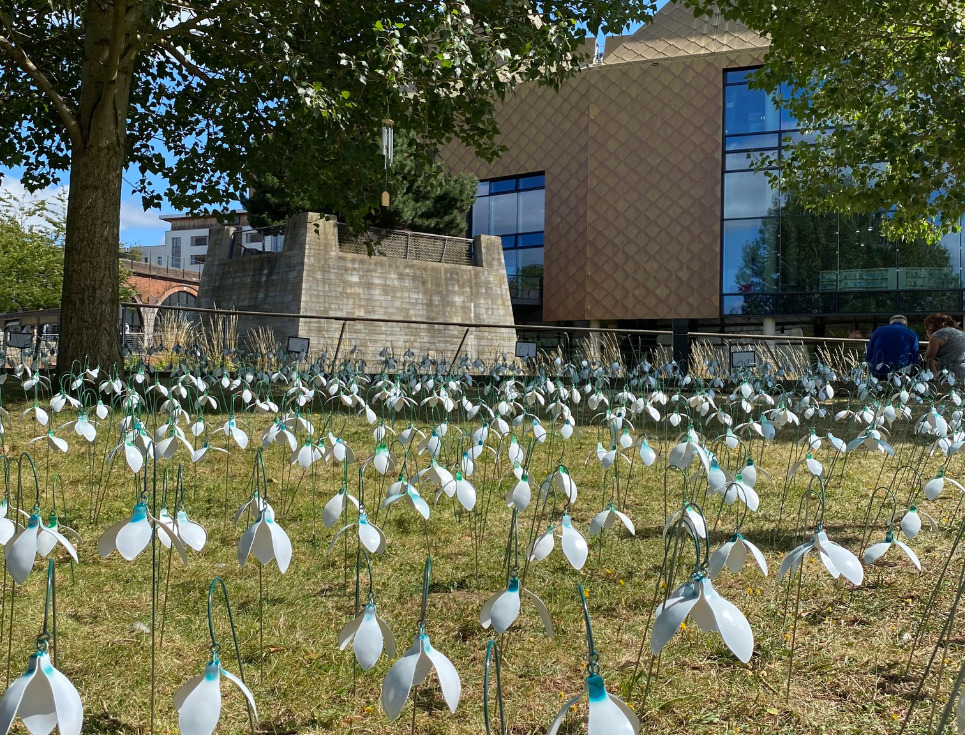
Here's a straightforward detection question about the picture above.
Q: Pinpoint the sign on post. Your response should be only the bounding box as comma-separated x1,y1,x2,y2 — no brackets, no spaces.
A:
287,336,310,356
515,341,537,359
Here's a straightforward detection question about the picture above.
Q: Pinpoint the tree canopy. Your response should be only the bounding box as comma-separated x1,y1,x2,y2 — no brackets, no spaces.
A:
0,192,64,312
687,0,965,241
0,190,136,314
0,0,657,368
245,129,478,237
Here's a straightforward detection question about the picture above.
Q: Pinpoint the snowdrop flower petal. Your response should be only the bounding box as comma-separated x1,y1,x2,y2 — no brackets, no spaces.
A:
924,472,946,500
5,516,41,584
174,661,221,735
696,577,754,663
452,472,476,511
553,466,578,504
381,636,422,721
36,515,77,561
587,674,638,735
560,513,588,570
528,526,555,562
46,432,68,454
422,638,461,714
357,512,386,554
901,507,923,539
815,530,863,586
323,489,355,528
507,473,531,511
339,603,395,671
239,504,292,573
651,582,699,654
0,650,83,735
638,438,656,466
507,436,524,465
175,511,207,552
481,579,521,634
863,540,891,565
548,693,585,735
777,541,813,582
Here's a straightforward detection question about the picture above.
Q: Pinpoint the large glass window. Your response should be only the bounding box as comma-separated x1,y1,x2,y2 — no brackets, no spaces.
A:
720,67,965,317
723,172,780,219
470,174,545,299
171,237,181,269
724,84,779,135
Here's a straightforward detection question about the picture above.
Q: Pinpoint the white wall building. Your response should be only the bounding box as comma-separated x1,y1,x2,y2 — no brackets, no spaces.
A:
137,211,283,271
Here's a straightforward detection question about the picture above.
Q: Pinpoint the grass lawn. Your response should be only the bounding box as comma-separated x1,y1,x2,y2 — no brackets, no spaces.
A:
0,388,960,735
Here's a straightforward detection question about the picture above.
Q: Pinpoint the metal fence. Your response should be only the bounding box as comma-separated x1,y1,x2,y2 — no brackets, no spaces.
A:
231,226,286,256
508,275,543,302
99,303,878,378
337,224,474,266
1,301,885,379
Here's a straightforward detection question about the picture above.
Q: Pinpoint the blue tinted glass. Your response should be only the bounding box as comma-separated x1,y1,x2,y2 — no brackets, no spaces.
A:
725,85,779,135
518,189,544,233
518,174,545,190
777,83,797,130
780,215,838,292
476,182,489,196
517,232,544,247
725,151,762,171
725,133,779,151
471,198,491,236
490,193,518,235
785,130,820,144
722,218,778,293
503,250,517,274
489,178,517,193
501,235,516,249
723,171,780,219
725,69,755,84
722,295,747,315
517,247,544,274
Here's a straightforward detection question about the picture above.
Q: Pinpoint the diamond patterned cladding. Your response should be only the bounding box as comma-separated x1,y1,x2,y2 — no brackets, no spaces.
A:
603,2,769,65
441,44,766,322
443,75,592,322
585,50,763,320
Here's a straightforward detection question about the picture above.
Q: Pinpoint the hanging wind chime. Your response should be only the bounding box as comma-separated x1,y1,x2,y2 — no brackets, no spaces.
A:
381,118,394,208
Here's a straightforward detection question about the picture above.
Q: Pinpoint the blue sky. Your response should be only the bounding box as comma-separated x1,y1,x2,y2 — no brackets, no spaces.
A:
0,165,171,248
0,6,664,247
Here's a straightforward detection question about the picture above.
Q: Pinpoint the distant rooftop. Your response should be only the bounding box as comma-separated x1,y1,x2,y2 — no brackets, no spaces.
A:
159,210,248,223
601,2,767,65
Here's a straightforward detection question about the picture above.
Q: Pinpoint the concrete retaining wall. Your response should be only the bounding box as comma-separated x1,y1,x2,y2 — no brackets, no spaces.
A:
197,213,517,363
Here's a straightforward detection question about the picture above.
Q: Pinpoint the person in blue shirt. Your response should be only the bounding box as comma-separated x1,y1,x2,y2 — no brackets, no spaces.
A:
865,315,921,379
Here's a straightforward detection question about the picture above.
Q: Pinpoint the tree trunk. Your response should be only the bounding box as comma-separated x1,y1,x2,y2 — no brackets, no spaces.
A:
59,140,124,373
57,2,141,374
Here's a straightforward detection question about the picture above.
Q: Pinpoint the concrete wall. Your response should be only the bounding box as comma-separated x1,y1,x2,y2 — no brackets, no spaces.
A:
197,213,516,362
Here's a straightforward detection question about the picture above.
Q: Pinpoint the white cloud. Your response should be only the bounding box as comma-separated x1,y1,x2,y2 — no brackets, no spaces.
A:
2,176,167,246
119,197,164,231
0,177,68,229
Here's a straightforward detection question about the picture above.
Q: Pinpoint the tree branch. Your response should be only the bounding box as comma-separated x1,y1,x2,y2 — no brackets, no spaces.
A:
133,1,236,52
105,0,130,83
157,39,213,83
0,34,83,149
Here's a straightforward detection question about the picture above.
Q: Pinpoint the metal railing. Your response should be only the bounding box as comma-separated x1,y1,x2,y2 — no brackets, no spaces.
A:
122,256,204,279
337,224,474,266
110,302,879,375
508,274,543,302
231,226,286,257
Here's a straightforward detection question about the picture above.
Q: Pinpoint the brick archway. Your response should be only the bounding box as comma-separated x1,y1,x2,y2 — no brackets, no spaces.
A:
139,285,199,347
